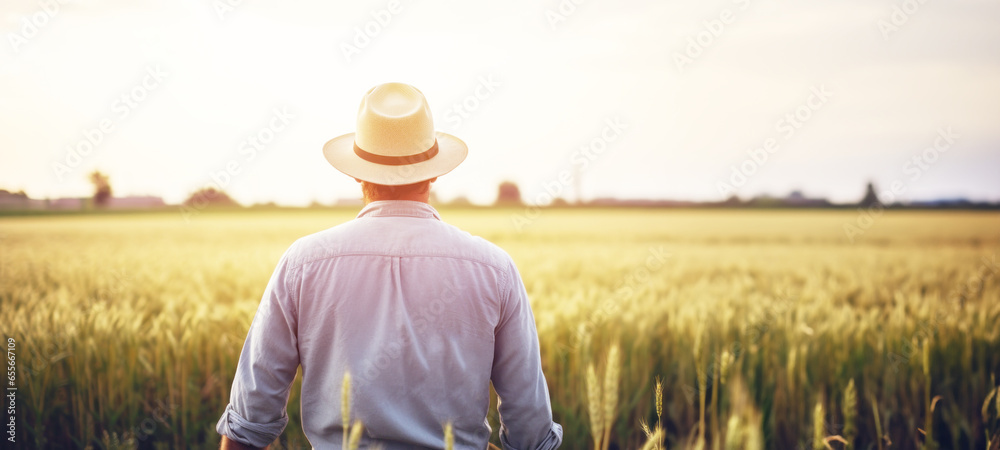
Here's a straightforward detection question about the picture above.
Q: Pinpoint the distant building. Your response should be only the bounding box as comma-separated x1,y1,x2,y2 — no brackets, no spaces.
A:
721,195,743,206
495,181,522,206
859,182,881,207
47,198,86,210
0,190,166,211
588,197,698,207
445,196,472,207
0,190,45,210
106,196,166,209
746,194,782,207
782,190,831,207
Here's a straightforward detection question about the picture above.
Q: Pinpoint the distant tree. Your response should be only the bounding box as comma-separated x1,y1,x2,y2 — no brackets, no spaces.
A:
88,171,112,207
495,181,522,206
859,182,880,207
448,196,472,207
183,187,239,208
0,189,29,200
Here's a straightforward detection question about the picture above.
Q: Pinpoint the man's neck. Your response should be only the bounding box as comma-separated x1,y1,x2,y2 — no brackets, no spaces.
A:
363,196,430,205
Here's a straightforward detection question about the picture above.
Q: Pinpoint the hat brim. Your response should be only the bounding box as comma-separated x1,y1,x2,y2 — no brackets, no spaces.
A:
322,132,468,186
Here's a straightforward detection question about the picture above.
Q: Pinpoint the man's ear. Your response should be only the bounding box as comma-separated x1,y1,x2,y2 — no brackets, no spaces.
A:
429,177,438,184
354,178,363,184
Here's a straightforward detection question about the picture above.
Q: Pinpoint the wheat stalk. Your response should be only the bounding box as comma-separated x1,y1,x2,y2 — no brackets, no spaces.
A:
655,376,663,430
787,348,798,393
711,353,721,443
586,362,603,450
342,371,352,450
984,381,998,445
842,378,857,445
347,420,364,450
812,400,825,450
443,421,454,450
719,350,733,386
643,375,667,450
724,415,741,450
871,393,884,450
638,428,664,450
697,362,707,445
602,344,621,450
923,340,936,449
984,386,997,424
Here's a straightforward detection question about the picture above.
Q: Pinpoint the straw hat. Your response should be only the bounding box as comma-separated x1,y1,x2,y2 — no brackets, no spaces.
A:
322,83,468,185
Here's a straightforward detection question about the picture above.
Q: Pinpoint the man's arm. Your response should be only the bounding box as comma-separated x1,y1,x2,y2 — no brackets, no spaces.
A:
221,435,265,450
216,251,301,448
491,258,563,450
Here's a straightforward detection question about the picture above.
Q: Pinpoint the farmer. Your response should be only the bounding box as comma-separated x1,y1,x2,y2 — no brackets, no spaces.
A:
217,83,563,449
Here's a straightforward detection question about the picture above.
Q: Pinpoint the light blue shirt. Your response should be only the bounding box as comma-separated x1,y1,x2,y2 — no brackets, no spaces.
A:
217,200,562,449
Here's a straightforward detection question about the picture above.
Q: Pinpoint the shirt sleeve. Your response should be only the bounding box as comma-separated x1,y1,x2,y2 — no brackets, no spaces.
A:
491,257,563,450
217,249,301,448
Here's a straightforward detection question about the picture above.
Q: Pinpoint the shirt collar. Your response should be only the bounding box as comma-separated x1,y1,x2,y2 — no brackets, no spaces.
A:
356,200,442,221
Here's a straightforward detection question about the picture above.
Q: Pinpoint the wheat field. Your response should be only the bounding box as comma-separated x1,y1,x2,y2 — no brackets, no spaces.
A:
1,208,999,449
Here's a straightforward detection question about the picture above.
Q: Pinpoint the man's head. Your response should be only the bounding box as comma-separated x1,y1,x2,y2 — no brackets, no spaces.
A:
357,177,437,204
322,83,468,193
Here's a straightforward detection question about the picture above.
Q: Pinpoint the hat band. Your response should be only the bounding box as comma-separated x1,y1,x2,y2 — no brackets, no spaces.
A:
354,140,439,166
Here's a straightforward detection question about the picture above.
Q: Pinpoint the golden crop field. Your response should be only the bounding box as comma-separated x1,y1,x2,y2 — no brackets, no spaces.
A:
1,208,999,449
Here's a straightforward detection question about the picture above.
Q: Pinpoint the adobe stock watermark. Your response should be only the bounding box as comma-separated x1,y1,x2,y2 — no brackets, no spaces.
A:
340,0,404,63
180,107,295,221
877,0,932,41
211,0,245,20
564,246,671,351
842,126,958,243
104,268,132,298
6,0,74,54
681,292,797,405
441,75,501,131
545,0,592,30
355,277,463,386
510,116,628,231
885,252,996,373
129,399,179,443
366,135,439,186
19,338,69,381
672,0,752,73
50,65,168,183
716,85,833,197
6,338,15,445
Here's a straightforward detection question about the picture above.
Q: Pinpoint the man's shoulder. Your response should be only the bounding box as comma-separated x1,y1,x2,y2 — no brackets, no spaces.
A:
281,217,515,272
436,222,514,268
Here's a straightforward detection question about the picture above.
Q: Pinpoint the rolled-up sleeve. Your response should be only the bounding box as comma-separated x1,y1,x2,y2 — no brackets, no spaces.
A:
217,250,301,447
491,258,563,450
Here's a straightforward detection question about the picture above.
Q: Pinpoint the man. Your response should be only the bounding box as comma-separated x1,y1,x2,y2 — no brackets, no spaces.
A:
217,82,563,449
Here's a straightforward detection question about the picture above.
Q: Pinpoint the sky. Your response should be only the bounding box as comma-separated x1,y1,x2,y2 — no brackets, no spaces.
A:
1,0,998,206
